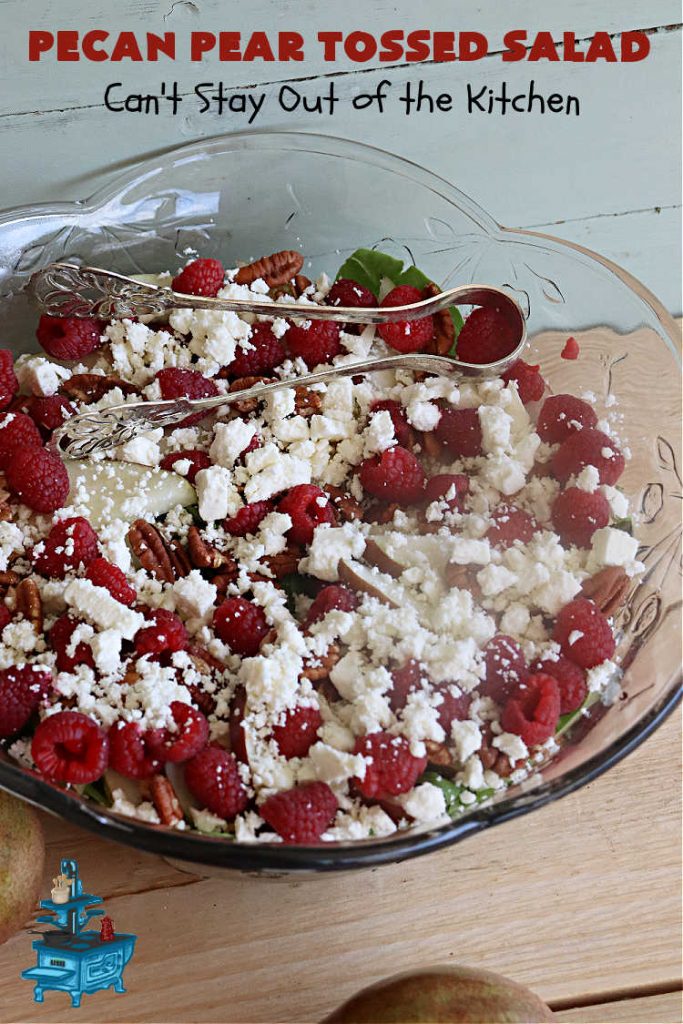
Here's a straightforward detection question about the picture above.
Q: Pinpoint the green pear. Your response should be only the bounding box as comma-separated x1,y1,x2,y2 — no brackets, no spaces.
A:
0,790,45,944
323,966,555,1023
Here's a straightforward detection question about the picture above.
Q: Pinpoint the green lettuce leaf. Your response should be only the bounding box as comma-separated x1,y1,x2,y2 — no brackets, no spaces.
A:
421,770,494,819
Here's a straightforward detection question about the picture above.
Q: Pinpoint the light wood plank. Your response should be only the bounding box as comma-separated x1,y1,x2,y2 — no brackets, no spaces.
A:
0,706,679,1023
556,990,683,1023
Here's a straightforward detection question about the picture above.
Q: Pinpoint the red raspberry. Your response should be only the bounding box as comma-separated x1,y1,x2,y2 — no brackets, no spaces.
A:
0,605,10,631
223,499,274,537
146,701,209,763
370,400,413,448
278,484,336,546
532,656,588,715
286,320,342,369
304,585,358,628
436,686,472,732
353,731,427,798
108,720,162,779
434,407,483,458
32,517,100,578
553,597,616,669
378,285,434,353
135,608,188,657
0,350,19,410
0,412,42,469
184,745,249,820
32,710,109,784
228,685,248,763
482,634,528,704
228,323,286,377
551,487,610,548
501,673,561,747
537,394,598,445
172,257,225,297
49,615,96,674
213,598,269,657
359,446,426,504
456,306,519,364
561,336,580,360
0,665,51,738
552,428,625,486
6,447,70,513
156,368,219,427
85,557,136,606
486,505,539,547
501,360,546,404
327,278,376,310
260,781,337,844
423,473,469,511
29,396,75,434
388,660,426,712
160,449,211,483
36,315,105,361
272,704,323,759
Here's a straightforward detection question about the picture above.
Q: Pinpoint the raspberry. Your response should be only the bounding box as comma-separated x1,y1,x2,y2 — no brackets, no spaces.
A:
377,285,434,353
434,407,483,458
156,368,219,428
160,449,211,483
552,428,625,486
6,447,70,513
561,336,580,360
551,487,610,548
49,615,96,674
388,660,426,712
501,360,546,404
32,710,109,784
0,350,19,410
370,400,413,448
353,731,427,798
31,517,100,578
278,484,336,546
260,781,337,844
108,720,162,779
532,656,588,715
184,745,249,820
423,473,469,511
456,306,519,364
213,597,269,656
536,394,598,445
227,323,286,377
304,585,358,628
553,597,616,669
436,686,472,731
0,665,51,738
29,396,75,434
286,320,342,369
172,257,225,297
134,608,188,657
327,278,376,310
272,705,323,759
223,499,274,537
228,685,248,763
36,315,105,361
501,674,561,747
359,446,426,504
0,412,42,470
85,557,136,606
482,634,528,704
486,505,539,547
146,701,209,763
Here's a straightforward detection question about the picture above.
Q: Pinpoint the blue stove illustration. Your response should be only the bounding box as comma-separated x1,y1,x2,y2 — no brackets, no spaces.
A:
21,858,136,1008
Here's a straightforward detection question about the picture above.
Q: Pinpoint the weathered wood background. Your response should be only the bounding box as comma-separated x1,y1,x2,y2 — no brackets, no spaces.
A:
0,0,681,312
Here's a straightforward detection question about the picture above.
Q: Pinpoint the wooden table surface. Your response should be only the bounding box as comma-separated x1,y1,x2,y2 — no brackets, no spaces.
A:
1,701,680,1024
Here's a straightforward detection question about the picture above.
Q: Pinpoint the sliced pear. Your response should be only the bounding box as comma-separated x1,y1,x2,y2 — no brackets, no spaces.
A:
66,460,196,529
363,538,405,579
364,532,451,574
338,559,405,608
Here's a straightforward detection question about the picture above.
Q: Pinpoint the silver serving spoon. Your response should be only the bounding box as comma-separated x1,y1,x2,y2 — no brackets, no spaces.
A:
27,262,526,459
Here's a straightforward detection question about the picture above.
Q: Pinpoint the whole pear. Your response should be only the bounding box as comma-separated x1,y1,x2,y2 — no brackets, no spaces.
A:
0,790,45,944
323,966,555,1023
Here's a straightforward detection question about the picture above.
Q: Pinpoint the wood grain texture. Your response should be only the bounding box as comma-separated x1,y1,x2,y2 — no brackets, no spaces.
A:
0,705,680,1024
556,990,683,1023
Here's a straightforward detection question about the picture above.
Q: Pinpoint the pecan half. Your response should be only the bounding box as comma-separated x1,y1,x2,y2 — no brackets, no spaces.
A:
262,546,302,579
294,385,322,417
425,740,456,774
293,274,312,296
0,570,19,592
61,374,139,405
150,775,184,827
445,563,483,601
420,430,443,459
187,526,236,573
580,566,630,617
234,250,304,288
14,578,43,634
127,520,190,583
422,282,455,356
363,502,400,526
224,376,270,414
323,485,363,523
301,643,341,681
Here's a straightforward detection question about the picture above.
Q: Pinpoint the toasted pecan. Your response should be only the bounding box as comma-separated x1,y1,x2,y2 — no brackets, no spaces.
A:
323,485,363,523
262,546,302,579
60,373,139,404
301,643,341,681
422,282,455,356
234,250,304,288
293,274,312,296
420,430,443,459
425,740,456,773
0,569,19,591
580,566,630,617
150,775,184,827
127,520,190,583
187,525,236,573
14,578,43,634
363,502,400,526
224,376,270,414
294,385,322,417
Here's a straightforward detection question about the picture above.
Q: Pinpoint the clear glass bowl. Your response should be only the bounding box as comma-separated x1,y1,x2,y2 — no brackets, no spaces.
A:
0,132,680,873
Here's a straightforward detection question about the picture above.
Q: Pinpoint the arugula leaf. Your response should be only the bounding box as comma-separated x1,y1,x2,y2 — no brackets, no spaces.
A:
421,770,494,819
612,516,633,535
279,572,318,613
555,690,600,738
81,780,111,808
336,247,463,343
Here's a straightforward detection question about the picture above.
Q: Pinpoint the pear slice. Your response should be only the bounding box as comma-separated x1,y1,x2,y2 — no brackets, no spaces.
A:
65,460,196,529
338,559,405,608
362,539,405,579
